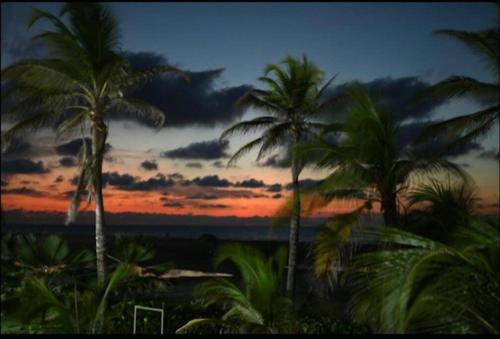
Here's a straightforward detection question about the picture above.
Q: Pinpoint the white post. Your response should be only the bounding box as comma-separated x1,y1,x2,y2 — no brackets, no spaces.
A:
133,305,164,334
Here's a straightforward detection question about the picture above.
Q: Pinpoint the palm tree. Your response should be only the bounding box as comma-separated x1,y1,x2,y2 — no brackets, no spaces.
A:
295,87,465,229
8,263,137,334
402,177,480,242
220,55,340,298
290,87,467,278
415,14,499,150
11,233,94,282
1,3,187,287
176,243,294,334
341,218,499,333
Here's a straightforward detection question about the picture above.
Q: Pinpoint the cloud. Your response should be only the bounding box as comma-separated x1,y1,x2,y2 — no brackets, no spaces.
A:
1,158,49,174
266,184,283,192
327,76,447,123
116,52,251,127
397,121,483,157
161,139,229,160
1,179,7,186
186,162,203,168
55,138,112,157
192,175,232,187
272,193,283,199
197,203,230,209
140,160,158,171
1,187,46,197
102,172,136,187
259,154,291,168
102,172,176,191
235,178,265,188
478,149,499,161
285,179,322,190
59,157,77,167
54,175,64,183
186,193,218,200
1,137,31,157
163,202,184,208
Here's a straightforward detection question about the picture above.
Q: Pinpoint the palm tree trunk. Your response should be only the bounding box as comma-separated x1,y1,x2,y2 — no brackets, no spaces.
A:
286,135,301,300
91,118,107,334
381,191,398,227
92,121,108,286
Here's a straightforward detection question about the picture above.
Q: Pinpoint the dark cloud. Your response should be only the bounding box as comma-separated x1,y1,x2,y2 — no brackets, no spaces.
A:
163,202,184,208
55,138,112,157
478,149,499,161
327,76,447,123
212,160,225,169
117,52,251,127
102,172,175,191
102,172,136,187
192,175,231,187
1,158,49,174
1,137,31,157
1,179,7,186
186,162,203,168
140,160,158,171
266,184,283,192
186,193,218,200
198,203,230,209
59,157,77,167
259,153,291,168
168,173,184,181
161,139,229,160
235,178,265,188
397,121,483,158
1,187,45,197
54,175,64,183
272,193,283,199
285,179,322,190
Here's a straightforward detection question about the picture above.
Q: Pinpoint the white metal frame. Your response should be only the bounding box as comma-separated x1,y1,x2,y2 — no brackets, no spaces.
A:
133,305,164,334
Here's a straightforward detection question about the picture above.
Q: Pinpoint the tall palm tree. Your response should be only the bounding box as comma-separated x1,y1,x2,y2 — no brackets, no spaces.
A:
219,55,340,298
415,15,499,150
1,3,186,287
176,243,294,334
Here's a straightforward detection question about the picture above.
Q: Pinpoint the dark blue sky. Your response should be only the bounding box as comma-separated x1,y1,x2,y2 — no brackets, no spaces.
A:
2,2,497,86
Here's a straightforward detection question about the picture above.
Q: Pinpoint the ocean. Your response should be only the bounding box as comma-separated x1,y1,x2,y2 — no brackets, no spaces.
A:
1,223,323,242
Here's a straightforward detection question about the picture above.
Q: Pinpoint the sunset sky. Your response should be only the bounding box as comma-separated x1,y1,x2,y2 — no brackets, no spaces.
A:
1,2,498,226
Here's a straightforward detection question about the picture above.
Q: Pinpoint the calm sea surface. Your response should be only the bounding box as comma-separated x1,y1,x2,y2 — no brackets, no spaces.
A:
2,224,322,242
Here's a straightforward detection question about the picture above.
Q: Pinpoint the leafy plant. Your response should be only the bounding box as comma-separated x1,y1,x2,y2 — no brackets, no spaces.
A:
176,243,295,334
342,219,499,333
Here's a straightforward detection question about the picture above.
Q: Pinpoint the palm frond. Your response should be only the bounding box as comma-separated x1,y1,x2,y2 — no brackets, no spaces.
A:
219,116,278,142
226,137,264,167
